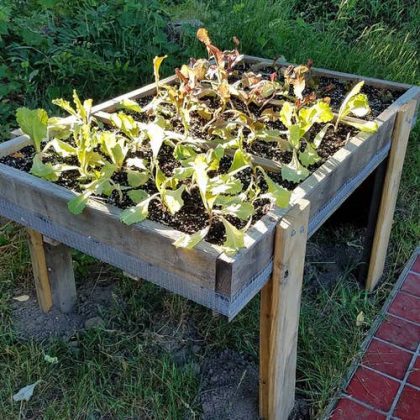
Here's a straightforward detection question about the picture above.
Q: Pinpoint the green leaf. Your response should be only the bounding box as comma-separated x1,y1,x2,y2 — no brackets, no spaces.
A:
153,55,167,91
220,217,245,256
344,119,378,133
48,117,72,140
120,199,150,225
255,129,290,150
162,185,185,215
127,170,149,188
16,107,48,153
173,227,209,249
338,81,364,118
173,166,194,180
281,151,310,183
289,124,303,149
262,171,291,208
52,98,76,117
214,144,225,160
299,142,320,167
336,81,369,129
214,194,245,207
109,141,128,169
299,101,334,133
110,112,139,139
30,154,59,181
222,202,254,220
44,139,76,157
228,149,251,172
209,175,243,195
191,154,209,205
174,144,197,161
73,90,92,124
347,93,371,118
147,121,165,159
128,189,149,204
68,191,91,215
118,98,142,113
101,180,114,197
126,157,148,170
279,102,295,127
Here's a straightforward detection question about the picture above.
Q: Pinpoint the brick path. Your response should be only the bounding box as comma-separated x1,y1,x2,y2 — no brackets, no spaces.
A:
328,248,420,419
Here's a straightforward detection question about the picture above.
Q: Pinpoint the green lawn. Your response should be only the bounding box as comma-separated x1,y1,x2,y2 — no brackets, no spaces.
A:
0,1,419,418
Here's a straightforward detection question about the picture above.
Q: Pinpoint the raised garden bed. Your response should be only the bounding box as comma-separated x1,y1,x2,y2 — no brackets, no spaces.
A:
0,30,418,419
1,58,417,316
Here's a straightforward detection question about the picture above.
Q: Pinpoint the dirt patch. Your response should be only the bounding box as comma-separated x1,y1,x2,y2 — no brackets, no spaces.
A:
12,274,117,341
305,231,364,294
198,349,259,420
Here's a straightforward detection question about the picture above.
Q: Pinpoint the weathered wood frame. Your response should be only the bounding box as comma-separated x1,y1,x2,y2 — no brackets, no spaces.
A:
0,56,419,419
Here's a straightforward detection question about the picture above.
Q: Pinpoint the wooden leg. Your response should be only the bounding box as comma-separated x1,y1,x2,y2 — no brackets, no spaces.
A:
27,229,53,313
27,229,76,313
358,159,388,283
44,240,77,313
366,100,417,291
259,199,310,420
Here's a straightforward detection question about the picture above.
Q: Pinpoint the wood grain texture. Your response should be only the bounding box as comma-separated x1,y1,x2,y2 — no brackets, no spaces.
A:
0,165,220,290
366,100,417,291
44,241,77,313
259,199,310,420
27,229,53,312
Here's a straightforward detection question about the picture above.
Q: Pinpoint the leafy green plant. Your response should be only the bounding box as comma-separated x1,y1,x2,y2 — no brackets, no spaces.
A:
12,27,381,255
334,81,379,132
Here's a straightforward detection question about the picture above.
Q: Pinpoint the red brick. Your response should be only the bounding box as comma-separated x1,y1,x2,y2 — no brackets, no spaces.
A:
407,357,420,388
362,339,412,379
375,315,420,351
388,292,420,324
411,255,420,274
331,397,385,419
401,273,420,298
393,385,420,420
346,367,399,412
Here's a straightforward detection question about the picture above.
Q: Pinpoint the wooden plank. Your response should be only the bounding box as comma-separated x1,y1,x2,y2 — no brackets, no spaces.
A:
0,164,220,290
44,241,77,313
259,199,310,420
27,229,53,312
366,100,417,291
91,75,177,114
0,135,32,158
243,55,412,91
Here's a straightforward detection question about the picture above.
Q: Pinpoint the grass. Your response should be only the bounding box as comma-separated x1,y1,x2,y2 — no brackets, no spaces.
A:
0,0,419,418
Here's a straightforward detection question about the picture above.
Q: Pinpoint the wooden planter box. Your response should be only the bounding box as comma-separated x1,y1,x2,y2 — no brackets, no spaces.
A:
1,56,418,317
0,55,418,419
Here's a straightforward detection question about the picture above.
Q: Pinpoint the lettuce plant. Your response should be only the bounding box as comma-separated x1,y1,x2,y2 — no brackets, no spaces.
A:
13,28,381,255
